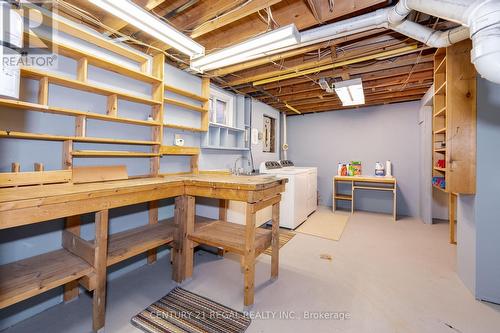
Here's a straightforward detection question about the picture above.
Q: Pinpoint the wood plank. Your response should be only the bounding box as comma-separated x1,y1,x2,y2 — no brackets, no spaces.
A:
0,130,160,145
159,146,200,156
244,204,256,306
63,215,82,302
0,98,162,127
164,123,206,132
147,200,159,264
0,170,72,187
62,230,96,265
190,0,282,38
92,210,109,332
0,249,92,309
72,151,159,157
164,84,208,102
188,220,271,256
72,165,128,184
107,221,176,266
21,67,161,106
271,202,279,279
164,98,206,113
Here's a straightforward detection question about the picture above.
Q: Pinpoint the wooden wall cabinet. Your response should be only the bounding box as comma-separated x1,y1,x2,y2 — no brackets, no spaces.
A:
433,39,477,195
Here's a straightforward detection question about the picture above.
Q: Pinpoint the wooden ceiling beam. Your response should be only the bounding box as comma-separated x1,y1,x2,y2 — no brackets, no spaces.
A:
191,0,282,38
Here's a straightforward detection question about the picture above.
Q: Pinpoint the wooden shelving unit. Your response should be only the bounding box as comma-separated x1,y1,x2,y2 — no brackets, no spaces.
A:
432,40,476,194
188,221,272,256
163,79,210,132
0,249,93,309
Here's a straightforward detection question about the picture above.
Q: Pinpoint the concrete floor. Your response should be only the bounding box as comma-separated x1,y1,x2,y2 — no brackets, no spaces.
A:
4,211,500,333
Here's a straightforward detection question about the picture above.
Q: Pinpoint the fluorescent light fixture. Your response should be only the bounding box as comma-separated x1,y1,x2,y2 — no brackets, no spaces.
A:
88,0,204,58
334,78,365,106
190,24,300,73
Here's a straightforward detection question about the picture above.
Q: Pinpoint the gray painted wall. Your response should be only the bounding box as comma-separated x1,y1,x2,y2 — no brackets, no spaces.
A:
475,78,500,303
286,102,420,217
250,99,281,168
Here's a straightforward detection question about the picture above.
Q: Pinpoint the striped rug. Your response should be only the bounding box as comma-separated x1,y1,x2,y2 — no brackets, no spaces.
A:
131,287,251,333
262,229,296,256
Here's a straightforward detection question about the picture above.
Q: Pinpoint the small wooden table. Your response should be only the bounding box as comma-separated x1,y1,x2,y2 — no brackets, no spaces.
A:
333,175,397,221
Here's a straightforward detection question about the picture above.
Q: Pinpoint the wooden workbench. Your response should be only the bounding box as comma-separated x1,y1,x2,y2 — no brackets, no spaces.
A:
0,174,285,332
333,175,397,221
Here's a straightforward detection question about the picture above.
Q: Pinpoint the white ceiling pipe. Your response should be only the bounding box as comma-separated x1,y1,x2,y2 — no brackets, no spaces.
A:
390,20,470,48
400,0,500,84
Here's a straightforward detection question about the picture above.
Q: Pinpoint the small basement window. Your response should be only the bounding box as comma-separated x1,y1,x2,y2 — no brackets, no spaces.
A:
263,115,276,153
209,89,233,126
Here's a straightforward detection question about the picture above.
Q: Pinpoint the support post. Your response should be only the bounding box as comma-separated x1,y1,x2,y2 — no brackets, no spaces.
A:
172,195,195,282
147,200,159,264
92,210,109,332
449,193,457,244
271,202,280,279
63,215,82,302
243,202,256,306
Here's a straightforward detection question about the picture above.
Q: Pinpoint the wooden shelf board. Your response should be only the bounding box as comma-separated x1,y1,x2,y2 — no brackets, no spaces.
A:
164,84,208,102
29,33,161,84
188,220,272,255
21,67,161,106
0,98,161,127
433,184,447,192
164,98,207,113
164,123,206,132
159,145,200,156
334,194,352,201
201,146,249,151
72,150,159,157
0,249,92,309
0,130,159,146
434,128,446,135
434,81,447,96
107,216,216,266
434,148,447,153
433,106,446,117
433,167,447,172
209,122,245,132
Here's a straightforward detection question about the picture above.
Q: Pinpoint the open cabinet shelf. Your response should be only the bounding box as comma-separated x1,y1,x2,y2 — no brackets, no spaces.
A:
432,40,476,194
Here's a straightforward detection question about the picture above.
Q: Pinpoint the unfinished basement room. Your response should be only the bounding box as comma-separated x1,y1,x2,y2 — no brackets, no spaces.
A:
1,0,500,332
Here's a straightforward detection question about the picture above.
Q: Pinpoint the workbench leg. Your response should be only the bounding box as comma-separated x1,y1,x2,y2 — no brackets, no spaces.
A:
63,215,81,302
243,204,257,307
172,195,195,283
332,179,336,212
351,181,355,215
147,200,158,264
449,193,457,245
93,210,109,333
218,199,228,257
393,189,397,222
271,202,280,279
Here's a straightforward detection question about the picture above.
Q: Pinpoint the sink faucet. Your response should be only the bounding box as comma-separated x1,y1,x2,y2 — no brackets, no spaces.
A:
233,156,243,175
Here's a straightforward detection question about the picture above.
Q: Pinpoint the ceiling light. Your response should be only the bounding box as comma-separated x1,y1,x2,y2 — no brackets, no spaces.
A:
318,78,334,93
190,24,300,73
334,78,365,106
88,0,204,58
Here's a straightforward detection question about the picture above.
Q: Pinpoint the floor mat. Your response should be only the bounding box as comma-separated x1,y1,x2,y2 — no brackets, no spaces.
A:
131,287,251,333
262,229,296,256
296,207,350,241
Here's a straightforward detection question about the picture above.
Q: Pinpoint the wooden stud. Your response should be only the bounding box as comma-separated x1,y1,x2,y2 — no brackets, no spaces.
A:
190,155,199,175
76,57,88,82
201,77,210,131
271,202,279,279
11,162,20,173
147,200,159,264
75,115,86,137
92,210,109,333
243,202,257,306
106,94,118,117
172,195,195,282
34,162,44,172
62,140,73,171
38,77,49,105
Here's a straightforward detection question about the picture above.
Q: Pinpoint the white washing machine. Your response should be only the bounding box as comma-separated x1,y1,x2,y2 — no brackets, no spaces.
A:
227,161,317,229
279,160,318,216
